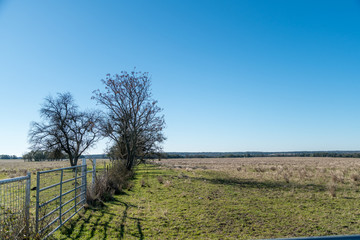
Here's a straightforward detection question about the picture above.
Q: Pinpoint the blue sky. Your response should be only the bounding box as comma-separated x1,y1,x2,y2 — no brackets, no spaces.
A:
1,0,360,156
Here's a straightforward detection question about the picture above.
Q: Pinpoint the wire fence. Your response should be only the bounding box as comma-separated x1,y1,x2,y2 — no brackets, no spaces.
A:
0,173,31,238
0,158,97,240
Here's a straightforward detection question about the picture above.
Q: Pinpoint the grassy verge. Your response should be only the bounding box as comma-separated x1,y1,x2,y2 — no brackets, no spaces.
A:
54,163,360,239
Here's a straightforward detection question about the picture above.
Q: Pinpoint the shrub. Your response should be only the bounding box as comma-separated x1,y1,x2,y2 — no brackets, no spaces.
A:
86,173,114,207
107,160,134,194
86,160,134,207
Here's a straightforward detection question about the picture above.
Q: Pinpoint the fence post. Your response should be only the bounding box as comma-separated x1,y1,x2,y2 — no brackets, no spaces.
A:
25,172,31,236
81,158,86,204
92,159,96,191
59,169,64,226
74,167,78,213
35,172,40,234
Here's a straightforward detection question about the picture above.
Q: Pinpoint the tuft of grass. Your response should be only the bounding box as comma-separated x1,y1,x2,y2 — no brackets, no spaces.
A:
270,166,277,171
327,183,337,198
351,173,360,182
332,173,344,184
254,166,265,173
157,176,164,184
163,180,172,188
140,178,149,188
283,173,290,183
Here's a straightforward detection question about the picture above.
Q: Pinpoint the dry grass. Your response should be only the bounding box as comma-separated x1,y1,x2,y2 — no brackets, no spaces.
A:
157,157,360,170
156,157,360,187
0,159,109,179
57,161,360,239
86,160,134,206
157,175,164,184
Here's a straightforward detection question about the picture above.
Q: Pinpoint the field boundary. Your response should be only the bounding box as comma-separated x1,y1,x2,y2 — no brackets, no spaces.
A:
0,172,31,236
0,158,96,239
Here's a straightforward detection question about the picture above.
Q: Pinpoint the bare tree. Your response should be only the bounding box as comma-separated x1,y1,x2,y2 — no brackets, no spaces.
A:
92,70,165,170
29,92,101,166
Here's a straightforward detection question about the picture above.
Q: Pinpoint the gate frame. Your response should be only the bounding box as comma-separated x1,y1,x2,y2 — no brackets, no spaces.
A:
35,159,88,238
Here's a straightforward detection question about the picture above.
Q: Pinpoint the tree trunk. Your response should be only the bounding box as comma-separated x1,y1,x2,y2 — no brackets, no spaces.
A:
73,157,78,166
69,155,75,166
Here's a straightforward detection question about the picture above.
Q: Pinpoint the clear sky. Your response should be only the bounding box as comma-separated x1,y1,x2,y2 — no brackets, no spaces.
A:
1,0,360,156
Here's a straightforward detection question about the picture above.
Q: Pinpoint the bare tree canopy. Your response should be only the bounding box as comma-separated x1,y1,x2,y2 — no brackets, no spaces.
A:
92,70,166,170
29,92,101,166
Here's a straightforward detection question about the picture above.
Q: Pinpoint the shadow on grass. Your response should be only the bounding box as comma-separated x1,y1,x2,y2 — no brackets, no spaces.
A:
141,163,327,192
87,210,104,240
191,175,326,192
135,164,165,176
110,199,143,240
59,208,98,239
73,213,91,239
59,199,144,239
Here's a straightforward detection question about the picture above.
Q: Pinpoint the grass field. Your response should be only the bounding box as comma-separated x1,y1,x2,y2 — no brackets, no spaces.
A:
2,157,360,239
48,157,360,239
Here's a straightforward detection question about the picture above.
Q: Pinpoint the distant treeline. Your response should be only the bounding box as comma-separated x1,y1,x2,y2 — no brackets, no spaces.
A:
0,154,18,159
23,150,67,162
22,151,108,162
158,151,360,159
5,151,360,161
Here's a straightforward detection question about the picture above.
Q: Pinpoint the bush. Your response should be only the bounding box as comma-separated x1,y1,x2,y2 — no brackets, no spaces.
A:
107,160,134,193
86,160,134,207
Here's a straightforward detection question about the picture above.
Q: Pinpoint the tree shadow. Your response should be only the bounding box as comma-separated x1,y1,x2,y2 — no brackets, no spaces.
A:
112,199,143,239
73,213,91,239
86,211,104,240
103,213,114,239
111,198,137,208
137,219,144,240
60,210,92,238
191,175,326,192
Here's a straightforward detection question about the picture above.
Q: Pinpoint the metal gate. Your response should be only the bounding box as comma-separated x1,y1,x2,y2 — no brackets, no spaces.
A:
35,161,88,239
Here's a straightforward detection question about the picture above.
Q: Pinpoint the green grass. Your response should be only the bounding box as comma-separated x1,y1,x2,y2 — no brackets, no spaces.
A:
54,164,360,239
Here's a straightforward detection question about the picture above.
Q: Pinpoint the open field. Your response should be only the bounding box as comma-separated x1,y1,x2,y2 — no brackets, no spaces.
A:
2,157,360,239
50,157,360,239
157,156,360,171
156,157,360,187
0,159,109,180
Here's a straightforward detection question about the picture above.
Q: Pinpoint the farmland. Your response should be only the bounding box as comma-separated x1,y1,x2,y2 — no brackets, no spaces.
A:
56,157,360,239
2,157,360,239
0,159,108,180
